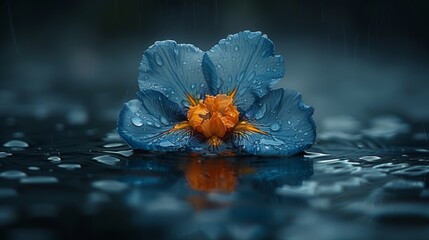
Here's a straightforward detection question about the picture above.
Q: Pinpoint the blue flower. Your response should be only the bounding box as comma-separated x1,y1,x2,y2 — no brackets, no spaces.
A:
118,31,316,156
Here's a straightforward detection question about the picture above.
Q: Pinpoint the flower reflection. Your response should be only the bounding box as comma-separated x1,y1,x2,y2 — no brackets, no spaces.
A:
185,158,240,193
183,154,312,194
125,152,313,209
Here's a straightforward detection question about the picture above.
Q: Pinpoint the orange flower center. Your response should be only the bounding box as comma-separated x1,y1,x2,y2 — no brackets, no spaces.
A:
187,94,239,141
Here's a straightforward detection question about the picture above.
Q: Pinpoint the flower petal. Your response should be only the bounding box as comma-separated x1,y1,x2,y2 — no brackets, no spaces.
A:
138,40,208,107
203,31,285,110
118,90,191,151
233,89,316,156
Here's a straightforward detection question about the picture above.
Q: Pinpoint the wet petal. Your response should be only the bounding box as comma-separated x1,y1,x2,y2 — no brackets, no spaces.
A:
118,90,191,151
139,40,208,107
233,89,316,156
203,31,285,110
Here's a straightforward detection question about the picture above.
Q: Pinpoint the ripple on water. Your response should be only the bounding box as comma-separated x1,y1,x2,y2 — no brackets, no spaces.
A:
276,181,317,197
415,148,429,153
20,176,58,184
93,155,120,166
392,165,429,177
103,150,133,157
103,131,122,141
102,143,125,148
359,156,381,162
383,179,424,194
0,170,27,179
373,163,408,172
47,156,61,163
362,172,388,180
58,164,81,170
3,140,29,148
0,152,12,158
317,184,343,195
91,180,128,193
304,151,331,159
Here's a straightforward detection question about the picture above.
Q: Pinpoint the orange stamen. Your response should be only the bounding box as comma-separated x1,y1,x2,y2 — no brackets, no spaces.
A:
169,93,266,148
186,94,198,106
169,121,191,132
233,121,267,135
187,94,239,143
229,88,238,100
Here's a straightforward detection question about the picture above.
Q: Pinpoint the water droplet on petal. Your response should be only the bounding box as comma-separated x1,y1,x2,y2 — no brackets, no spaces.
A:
270,123,281,132
191,83,196,89
154,53,163,65
159,140,175,147
254,104,267,120
234,45,239,51
160,116,169,125
131,117,144,127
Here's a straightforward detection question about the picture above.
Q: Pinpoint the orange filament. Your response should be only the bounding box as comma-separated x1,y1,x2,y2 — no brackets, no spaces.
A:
233,121,267,135
187,94,239,139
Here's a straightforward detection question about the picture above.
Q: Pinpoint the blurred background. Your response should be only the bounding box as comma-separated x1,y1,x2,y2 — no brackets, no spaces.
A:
1,0,429,127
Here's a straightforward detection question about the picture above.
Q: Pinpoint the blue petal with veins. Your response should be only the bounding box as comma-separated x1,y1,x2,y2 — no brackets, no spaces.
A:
203,31,285,111
233,89,316,156
118,90,191,151
139,40,208,107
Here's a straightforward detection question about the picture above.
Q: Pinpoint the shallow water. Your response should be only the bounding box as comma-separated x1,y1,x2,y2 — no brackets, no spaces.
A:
0,115,428,240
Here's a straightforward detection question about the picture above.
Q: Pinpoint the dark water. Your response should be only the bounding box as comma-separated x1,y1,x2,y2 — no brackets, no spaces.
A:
0,115,428,240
